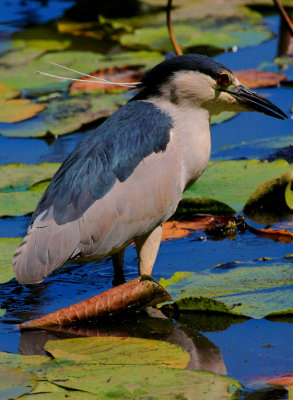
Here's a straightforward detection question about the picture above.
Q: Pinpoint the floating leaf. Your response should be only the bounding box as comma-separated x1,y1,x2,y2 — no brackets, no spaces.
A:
184,159,293,211
70,66,143,94
0,163,59,191
159,257,293,319
0,163,60,217
45,364,241,399
244,171,293,223
0,238,22,283
213,134,293,162
211,111,237,125
247,226,293,244
0,51,105,92
120,23,272,52
0,340,241,399
0,49,163,95
234,69,286,88
45,336,189,369
0,93,126,138
12,26,71,51
0,366,37,399
0,83,20,100
173,197,236,219
20,276,171,329
0,99,46,123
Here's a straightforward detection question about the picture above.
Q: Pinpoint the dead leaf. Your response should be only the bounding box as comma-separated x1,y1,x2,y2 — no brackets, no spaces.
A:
248,226,293,243
162,216,232,240
234,69,286,88
20,276,171,329
70,66,144,93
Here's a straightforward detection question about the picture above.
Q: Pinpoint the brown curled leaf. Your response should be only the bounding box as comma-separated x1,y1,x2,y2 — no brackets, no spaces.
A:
19,276,171,329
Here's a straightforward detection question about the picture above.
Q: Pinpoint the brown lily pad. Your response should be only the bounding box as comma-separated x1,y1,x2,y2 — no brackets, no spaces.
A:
234,69,286,88
70,66,143,93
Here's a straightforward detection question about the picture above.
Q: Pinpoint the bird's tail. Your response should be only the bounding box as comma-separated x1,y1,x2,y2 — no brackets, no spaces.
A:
13,218,80,285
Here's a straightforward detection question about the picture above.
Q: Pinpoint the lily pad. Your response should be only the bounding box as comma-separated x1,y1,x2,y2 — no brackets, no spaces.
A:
0,93,126,138
0,163,59,191
184,159,293,211
159,256,293,319
0,340,241,400
12,26,71,51
244,172,293,223
46,364,241,399
212,134,293,162
0,99,46,123
0,163,60,217
0,51,105,92
173,197,236,219
211,111,237,125
45,337,189,369
0,366,37,399
120,23,272,52
0,238,22,283
0,83,20,100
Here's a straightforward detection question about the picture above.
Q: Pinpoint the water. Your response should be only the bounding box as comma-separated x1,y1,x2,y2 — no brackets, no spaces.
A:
0,5,292,397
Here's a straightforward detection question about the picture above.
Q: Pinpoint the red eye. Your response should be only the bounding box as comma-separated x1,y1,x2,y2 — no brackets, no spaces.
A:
217,73,229,86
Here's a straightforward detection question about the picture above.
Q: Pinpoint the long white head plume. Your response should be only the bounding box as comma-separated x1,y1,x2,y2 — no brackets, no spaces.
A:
36,61,140,88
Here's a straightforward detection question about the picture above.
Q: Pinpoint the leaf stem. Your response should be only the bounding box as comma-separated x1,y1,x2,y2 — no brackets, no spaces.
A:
166,0,183,56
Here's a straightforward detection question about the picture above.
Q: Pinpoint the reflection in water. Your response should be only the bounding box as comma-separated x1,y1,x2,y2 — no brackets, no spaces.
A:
19,308,227,376
277,10,293,57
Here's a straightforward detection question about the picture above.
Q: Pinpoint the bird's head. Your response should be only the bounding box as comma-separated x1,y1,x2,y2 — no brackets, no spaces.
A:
132,54,287,119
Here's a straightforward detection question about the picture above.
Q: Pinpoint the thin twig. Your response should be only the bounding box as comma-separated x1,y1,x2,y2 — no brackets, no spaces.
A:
273,0,293,36
166,0,183,56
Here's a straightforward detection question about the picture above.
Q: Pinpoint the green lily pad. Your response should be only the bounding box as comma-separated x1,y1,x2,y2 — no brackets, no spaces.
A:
244,171,293,223
120,23,272,52
0,309,6,317
105,1,262,30
46,364,241,399
0,238,22,283
0,51,105,92
173,197,236,219
0,163,60,218
184,159,293,211
159,257,293,319
45,336,189,369
94,50,165,72
0,163,59,191
0,366,37,399
12,26,71,51
0,93,126,138
0,339,241,400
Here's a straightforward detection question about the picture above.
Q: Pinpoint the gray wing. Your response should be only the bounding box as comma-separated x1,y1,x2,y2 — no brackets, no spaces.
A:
13,101,182,284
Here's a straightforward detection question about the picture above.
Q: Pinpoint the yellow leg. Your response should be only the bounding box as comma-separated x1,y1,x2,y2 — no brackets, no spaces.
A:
135,225,162,276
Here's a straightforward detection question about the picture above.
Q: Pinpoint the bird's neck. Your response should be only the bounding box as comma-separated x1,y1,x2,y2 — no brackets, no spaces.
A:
145,98,212,192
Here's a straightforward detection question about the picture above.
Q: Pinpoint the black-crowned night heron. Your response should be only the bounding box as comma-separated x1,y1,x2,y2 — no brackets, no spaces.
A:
13,54,287,285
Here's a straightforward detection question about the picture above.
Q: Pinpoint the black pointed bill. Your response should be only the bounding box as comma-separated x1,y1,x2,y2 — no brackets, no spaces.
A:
226,85,287,120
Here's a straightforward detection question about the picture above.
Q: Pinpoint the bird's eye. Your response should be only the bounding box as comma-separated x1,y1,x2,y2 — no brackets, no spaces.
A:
217,73,230,86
